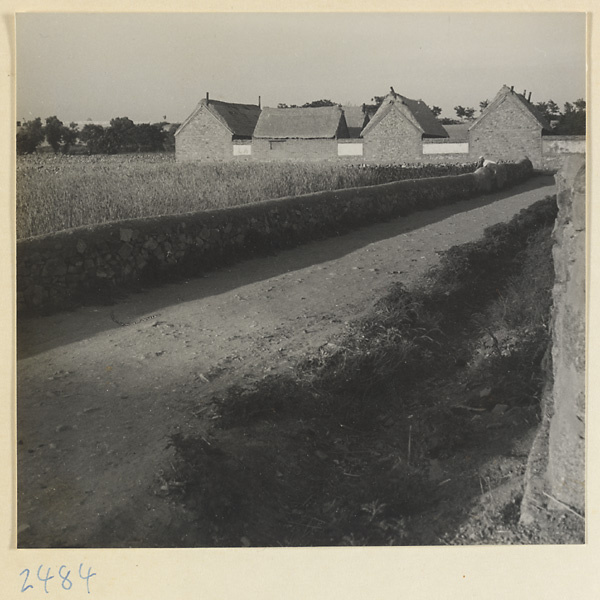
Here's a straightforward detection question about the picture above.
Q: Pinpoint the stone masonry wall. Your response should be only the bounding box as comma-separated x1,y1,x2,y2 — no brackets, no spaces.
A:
251,138,338,161
175,107,233,162
521,154,586,525
17,160,533,315
470,96,543,167
539,136,587,171
363,108,422,163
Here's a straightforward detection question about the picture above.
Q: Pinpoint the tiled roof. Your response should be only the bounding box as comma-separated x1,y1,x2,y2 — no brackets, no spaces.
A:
253,106,349,139
176,98,261,138
361,93,448,138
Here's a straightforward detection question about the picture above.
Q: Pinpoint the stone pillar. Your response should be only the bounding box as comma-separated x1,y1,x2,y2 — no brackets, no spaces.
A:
547,154,586,512
521,154,585,525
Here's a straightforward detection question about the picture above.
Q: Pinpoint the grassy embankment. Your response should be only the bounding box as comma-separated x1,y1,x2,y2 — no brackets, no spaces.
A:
164,196,567,547
17,153,475,239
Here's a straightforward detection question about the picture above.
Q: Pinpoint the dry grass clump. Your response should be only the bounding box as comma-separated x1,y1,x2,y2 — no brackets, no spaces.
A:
17,153,475,239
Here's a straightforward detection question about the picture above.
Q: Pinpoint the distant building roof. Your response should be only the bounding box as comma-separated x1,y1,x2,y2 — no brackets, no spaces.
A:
443,123,469,142
470,85,552,133
176,98,261,138
341,106,369,138
253,106,349,139
361,92,449,139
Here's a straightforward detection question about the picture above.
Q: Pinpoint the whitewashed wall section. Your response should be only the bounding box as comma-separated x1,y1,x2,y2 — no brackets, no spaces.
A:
233,144,252,156
542,137,586,156
422,142,469,155
338,143,363,156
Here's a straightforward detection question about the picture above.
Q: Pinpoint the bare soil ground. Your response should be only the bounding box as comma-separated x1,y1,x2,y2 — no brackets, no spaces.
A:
18,175,581,548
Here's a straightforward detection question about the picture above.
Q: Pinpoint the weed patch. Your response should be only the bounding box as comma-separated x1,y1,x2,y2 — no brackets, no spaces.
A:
167,195,559,546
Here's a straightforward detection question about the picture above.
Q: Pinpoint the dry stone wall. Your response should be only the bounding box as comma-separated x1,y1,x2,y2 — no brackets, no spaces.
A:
17,160,532,315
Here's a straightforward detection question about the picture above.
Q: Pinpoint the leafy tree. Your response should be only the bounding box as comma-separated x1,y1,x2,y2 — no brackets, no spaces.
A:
80,119,168,153
44,116,65,153
108,117,137,152
547,100,561,119
79,124,106,154
554,100,586,135
301,99,337,108
98,127,124,154
430,106,442,118
278,99,338,109
535,100,561,122
479,100,489,113
16,117,45,154
60,122,79,153
371,96,385,109
534,101,550,121
135,123,167,152
454,106,475,121
163,123,180,152
439,117,461,125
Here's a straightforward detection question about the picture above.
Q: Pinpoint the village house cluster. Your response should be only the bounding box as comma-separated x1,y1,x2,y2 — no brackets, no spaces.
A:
175,85,585,169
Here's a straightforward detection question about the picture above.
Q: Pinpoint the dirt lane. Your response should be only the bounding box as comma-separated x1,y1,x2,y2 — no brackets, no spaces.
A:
17,175,555,547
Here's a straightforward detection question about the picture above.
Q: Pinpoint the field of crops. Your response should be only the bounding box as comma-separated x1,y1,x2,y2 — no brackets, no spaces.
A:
16,153,476,239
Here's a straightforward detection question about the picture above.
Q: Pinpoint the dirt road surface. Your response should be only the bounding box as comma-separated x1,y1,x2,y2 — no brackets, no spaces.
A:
17,175,555,547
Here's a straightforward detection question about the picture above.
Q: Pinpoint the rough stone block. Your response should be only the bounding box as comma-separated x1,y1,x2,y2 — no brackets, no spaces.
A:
118,243,133,259
120,228,134,243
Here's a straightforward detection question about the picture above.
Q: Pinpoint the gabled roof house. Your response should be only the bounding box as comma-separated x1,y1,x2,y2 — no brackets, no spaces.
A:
469,85,552,163
252,106,350,161
253,106,349,140
175,95,261,161
361,91,448,162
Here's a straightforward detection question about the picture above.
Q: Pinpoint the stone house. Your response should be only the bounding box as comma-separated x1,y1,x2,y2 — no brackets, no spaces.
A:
175,94,261,162
252,106,350,161
468,85,552,164
361,91,449,163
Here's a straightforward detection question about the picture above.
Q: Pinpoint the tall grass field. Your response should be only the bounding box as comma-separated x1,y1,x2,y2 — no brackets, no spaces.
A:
17,153,476,239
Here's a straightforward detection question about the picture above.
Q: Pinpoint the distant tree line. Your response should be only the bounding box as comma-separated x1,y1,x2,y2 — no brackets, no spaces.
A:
277,99,339,109
17,95,585,156
16,116,180,155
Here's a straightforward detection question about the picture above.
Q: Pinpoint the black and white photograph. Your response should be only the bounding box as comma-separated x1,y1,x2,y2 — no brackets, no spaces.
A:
14,10,587,556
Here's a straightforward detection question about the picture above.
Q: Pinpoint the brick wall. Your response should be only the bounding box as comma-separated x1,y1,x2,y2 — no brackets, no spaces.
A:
17,159,532,315
363,108,422,163
252,138,338,161
470,96,543,166
175,107,233,162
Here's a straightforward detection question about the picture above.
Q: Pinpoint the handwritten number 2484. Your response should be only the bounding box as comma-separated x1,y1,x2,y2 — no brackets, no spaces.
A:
19,564,96,593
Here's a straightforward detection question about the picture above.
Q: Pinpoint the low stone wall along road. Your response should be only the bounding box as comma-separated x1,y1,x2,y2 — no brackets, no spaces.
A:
17,174,555,548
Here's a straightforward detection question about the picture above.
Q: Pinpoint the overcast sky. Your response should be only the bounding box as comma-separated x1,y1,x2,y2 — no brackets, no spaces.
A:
16,12,586,124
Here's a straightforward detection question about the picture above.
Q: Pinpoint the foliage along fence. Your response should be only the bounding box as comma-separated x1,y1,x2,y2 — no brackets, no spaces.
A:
17,159,533,315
